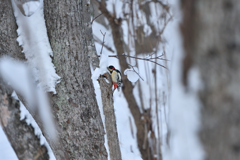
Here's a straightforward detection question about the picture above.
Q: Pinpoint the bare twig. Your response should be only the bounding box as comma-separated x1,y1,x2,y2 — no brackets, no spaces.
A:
127,63,144,81
100,30,106,55
97,52,168,80
93,35,114,53
91,13,103,24
159,15,173,35
108,55,168,70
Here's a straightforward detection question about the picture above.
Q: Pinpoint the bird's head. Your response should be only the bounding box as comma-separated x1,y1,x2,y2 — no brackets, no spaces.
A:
107,65,115,72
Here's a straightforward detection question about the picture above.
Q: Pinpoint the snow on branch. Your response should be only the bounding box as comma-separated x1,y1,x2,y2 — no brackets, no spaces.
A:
11,0,60,93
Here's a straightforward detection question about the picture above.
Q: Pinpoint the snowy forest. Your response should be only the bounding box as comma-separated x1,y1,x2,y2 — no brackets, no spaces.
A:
0,0,240,160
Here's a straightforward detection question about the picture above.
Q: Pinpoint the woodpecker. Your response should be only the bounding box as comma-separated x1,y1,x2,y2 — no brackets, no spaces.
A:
107,65,122,91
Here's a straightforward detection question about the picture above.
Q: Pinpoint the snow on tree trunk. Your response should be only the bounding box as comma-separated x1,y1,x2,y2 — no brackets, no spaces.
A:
0,1,49,159
0,80,49,160
98,73,122,160
43,0,107,159
181,0,240,159
12,0,60,94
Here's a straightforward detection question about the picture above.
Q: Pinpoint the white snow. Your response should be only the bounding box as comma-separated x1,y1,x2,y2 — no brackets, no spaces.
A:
114,94,142,160
124,67,140,83
12,0,60,93
22,1,41,17
91,22,116,82
91,51,109,81
11,91,56,160
0,128,18,160
92,1,142,157
0,57,57,159
91,1,170,160
91,66,110,160
0,57,35,107
0,0,205,160
0,57,56,139
14,0,41,17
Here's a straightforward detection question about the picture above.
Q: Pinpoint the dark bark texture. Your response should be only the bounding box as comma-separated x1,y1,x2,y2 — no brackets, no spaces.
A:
181,0,240,160
44,0,107,159
0,0,24,60
0,80,49,160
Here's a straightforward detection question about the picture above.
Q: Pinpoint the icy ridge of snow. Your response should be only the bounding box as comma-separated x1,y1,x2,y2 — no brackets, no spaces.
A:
12,0,60,93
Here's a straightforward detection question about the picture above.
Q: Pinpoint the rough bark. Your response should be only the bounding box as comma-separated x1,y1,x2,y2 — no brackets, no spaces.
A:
0,0,24,60
0,80,49,160
181,0,240,160
98,74,122,160
98,1,149,159
44,0,107,159
0,0,107,159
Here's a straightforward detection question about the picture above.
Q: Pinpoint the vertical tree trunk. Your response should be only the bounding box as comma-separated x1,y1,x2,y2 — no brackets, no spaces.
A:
181,0,240,159
44,0,107,159
0,0,24,60
0,0,107,159
98,74,122,160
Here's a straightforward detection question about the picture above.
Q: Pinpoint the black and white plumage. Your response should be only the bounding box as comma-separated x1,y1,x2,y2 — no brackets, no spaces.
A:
107,65,122,91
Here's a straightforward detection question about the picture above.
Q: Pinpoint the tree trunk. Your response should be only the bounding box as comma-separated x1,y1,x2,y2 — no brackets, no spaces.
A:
0,1,48,159
44,0,107,159
181,0,240,159
0,0,108,159
0,0,24,60
98,74,122,160
0,80,49,160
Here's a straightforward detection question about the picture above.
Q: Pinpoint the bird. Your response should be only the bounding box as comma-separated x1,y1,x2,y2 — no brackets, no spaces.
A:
107,65,122,91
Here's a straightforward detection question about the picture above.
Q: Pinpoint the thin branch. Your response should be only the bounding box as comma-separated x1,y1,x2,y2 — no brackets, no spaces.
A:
100,30,106,55
128,63,144,81
91,13,103,24
108,55,169,70
93,36,114,53
159,15,173,35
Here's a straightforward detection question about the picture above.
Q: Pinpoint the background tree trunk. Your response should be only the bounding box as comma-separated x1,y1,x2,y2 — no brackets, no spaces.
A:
44,0,107,159
181,0,240,159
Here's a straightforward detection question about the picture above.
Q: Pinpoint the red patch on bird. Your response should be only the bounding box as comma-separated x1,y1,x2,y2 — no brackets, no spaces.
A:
113,82,118,89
